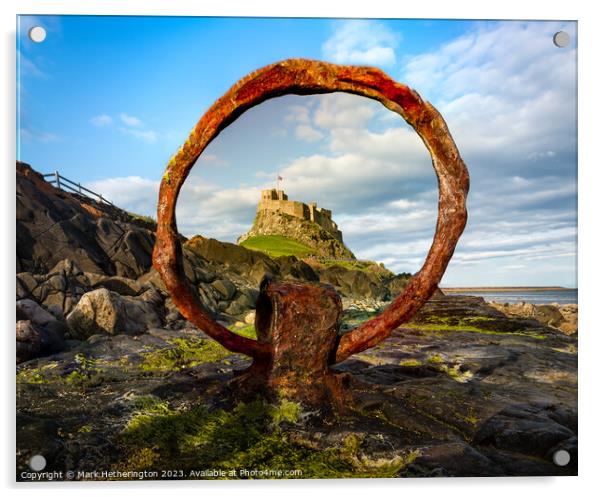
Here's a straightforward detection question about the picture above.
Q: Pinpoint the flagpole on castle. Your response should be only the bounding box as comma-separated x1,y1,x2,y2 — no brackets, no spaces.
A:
277,173,283,191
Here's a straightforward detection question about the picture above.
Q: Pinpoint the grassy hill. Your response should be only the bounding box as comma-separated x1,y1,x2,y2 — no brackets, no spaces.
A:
238,210,355,260
239,235,398,280
314,258,394,276
239,235,317,259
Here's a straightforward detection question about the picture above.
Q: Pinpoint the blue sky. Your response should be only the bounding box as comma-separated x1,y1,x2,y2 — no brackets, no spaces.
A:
17,16,577,287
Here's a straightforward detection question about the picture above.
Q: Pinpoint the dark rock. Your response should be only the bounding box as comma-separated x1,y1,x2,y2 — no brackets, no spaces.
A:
185,235,271,267
88,274,143,296
197,285,219,314
15,295,578,477
17,414,65,477
225,290,259,316
225,300,249,317
211,279,237,300
473,405,575,457
405,442,501,477
136,268,167,293
319,265,388,300
16,299,66,363
16,162,155,278
16,321,42,363
17,298,57,326
16,260,91,316
66,288,162,339
249,259,279,285
490,301,577,335
237,288,259,308
277,256,319,281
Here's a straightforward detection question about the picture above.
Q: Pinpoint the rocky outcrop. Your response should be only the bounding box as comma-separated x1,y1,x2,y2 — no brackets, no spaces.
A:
238,210,355,259
66,288,163,339
17,259,93,316
16,299,66,363
17,162,155,278
186,235,408,299
16,163,410,347
16,295,577,478
490,302,578,335
318,265,387,300
15,161,578,478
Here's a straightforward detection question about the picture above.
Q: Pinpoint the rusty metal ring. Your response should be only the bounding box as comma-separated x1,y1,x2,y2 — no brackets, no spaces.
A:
152,58,469,363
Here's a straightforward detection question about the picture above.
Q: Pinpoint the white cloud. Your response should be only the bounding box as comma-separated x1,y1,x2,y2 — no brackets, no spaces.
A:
271,93,434,211
294,124,323,143
87,174,263,241
118,127,159,143
90,112,160,143
389,199,418,210
82,22,577,287
313,92,375,130
469,175,576,209
17,51,46,78
200,154,228,167
20,128,59,143
450,241,576,265
90,114,113,127
176,182,262,239
322,20,399,66
528,150,556,161
403,21,577,168
276,151,430,212
119,113,144,127
180,186,260,218
340,208,436,237
285,104,311,124
85,176,160,215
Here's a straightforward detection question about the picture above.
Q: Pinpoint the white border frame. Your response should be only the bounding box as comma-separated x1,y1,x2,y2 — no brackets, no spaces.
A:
2,1,599,496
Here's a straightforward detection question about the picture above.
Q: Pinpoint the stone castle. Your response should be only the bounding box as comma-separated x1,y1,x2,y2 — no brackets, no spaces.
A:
258,189,343,242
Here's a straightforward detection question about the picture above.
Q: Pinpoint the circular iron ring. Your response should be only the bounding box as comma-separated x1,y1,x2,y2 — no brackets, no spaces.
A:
152,58,469,363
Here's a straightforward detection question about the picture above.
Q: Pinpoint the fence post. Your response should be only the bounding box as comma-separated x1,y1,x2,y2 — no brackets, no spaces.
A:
55,171,61,190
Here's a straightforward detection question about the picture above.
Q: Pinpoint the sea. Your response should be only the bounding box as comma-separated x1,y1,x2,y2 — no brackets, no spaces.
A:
444,289,578,305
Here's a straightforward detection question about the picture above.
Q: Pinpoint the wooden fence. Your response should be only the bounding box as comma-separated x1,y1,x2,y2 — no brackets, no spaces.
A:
43,170,114,207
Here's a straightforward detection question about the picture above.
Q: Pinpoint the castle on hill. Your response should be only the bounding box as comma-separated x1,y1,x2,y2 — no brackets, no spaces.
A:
258,189,343,242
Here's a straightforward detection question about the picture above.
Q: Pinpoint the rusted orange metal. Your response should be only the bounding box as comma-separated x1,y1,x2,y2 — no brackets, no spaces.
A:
152,58,468,367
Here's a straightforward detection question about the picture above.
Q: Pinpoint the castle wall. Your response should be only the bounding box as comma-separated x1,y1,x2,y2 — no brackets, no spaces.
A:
259,199,308,218
258,189,343,242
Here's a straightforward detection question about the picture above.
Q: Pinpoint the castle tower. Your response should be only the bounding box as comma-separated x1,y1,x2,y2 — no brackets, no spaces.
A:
309,202,317,222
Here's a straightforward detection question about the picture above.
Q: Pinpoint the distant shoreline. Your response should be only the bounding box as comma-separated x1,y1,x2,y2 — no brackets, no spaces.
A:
442,287,575,293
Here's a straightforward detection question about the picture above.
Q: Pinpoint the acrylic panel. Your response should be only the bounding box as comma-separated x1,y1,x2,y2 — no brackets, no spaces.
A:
16,16,577,481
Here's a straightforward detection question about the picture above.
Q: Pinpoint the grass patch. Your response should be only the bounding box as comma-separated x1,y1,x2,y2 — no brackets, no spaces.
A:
406,322,546,339
16,368,45,384
127,212,157,230
437,364,474,383
140,337,236,372
427,354,444,364
117,398,414,479
17,355,102,386
320,259,391,274
399,359,422,367
240,235,317,258
425,354,474,382
65,370,91,384
231,325,257,340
